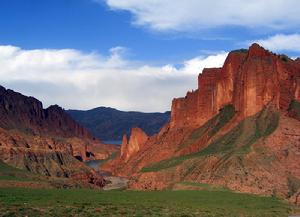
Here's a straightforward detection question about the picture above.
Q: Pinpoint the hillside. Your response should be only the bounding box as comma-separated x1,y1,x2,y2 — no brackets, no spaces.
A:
0,86,118,187
67,107,170,141
0,159,102,189
102,44,300,205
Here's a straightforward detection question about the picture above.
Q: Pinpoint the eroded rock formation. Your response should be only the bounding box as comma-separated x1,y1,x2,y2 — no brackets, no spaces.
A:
0,86,118,187
102,44,300,203
120,128,148,162
170,43,300,129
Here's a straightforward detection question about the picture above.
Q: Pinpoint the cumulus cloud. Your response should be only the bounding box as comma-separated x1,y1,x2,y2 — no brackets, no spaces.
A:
251,34,300,52
0,45,227,112
102,0,300,32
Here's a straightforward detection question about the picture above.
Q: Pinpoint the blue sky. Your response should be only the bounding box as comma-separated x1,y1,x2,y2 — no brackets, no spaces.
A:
0,0,238,63
1,0,300,111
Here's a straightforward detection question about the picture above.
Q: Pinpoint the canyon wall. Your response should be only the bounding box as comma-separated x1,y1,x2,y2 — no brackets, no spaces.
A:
170,44,300,129
105,44,300,203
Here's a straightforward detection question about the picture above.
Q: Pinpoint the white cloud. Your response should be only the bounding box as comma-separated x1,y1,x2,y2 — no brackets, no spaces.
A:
102,0,300,32
0,45,227,112
251,34,300,52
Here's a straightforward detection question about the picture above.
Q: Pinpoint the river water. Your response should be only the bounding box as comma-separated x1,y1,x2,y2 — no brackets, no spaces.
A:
85,141,129,189
102,140,122,145
85,159,105,170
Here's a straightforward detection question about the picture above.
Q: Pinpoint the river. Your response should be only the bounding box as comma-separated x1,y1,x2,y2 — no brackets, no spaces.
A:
85,152,128,190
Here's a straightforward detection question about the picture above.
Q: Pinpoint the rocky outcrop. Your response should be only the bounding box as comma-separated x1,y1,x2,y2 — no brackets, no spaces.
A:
0,86,93,139
170,44,300,129
120,134,128,159
102,44,300,204
120,128,148,162
0,85,118,161
0,147,105,186
0,86,118,187
0,126,107,187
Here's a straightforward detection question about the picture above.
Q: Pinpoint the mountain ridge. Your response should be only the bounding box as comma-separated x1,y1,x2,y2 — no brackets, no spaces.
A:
67,107,170,141
0,85,118,187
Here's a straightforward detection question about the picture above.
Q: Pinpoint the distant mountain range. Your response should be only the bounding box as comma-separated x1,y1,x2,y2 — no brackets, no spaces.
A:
67,107,170,141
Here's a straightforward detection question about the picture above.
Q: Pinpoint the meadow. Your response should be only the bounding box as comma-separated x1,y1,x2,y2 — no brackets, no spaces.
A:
0,187,299,217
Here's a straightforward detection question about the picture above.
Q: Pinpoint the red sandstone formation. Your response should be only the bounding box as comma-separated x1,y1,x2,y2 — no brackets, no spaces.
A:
0,86,118,187
0,86,94,139
170,43,300,129
120,128,148,162
102,44,300,204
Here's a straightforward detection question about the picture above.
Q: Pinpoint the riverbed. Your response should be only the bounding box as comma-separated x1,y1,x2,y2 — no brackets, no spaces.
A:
85,159,129,190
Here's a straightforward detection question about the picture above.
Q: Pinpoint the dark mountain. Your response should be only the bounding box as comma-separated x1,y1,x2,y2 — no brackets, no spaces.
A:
67,107,170,141
0,85,93,139
0,85,117,187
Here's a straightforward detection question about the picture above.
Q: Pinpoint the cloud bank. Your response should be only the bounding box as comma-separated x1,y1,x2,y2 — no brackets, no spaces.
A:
251,34,300,52
103,0,300,32
0,45,227,112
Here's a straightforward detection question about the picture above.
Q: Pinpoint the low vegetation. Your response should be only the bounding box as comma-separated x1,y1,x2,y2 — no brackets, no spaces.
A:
232,48,248,53
142,106,279,172
0,160,96,189
178,182,231,192
287,175,300,198
0,160,39,182
178,104,235,150
0,187,296,217
288,99,300,120
280,54,290,62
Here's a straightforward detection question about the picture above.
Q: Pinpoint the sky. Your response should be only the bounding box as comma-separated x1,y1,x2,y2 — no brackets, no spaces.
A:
0,0,300,112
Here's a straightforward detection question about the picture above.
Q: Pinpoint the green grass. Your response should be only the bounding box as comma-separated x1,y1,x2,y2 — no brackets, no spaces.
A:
142,106,279,172
0,160,40,182
288,99,300,119
179,182,231,192
0,187,296,217
0,161,17,173
178,104,235,150
287,175,300,198
232,48,248,53
0,160,88,188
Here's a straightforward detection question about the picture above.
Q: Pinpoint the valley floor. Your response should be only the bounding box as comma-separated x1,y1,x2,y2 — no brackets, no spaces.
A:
0,187,299,217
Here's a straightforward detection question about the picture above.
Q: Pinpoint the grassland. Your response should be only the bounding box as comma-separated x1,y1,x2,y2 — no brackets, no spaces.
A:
0,187,298,217
0,161,297,217
0,150,299,216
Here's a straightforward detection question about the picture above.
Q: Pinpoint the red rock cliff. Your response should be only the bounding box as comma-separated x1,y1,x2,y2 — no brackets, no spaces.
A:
103,44,300,203
170,43,300,128
120,128,148,162
0,86,93,140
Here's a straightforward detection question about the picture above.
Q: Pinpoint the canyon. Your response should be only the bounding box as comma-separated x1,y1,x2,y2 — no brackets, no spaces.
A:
1,43,300,206
102,44,300,204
